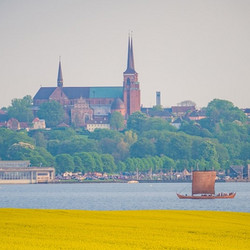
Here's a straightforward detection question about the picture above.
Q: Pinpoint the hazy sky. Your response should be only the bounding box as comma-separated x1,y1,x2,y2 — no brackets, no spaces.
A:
1,0,250,109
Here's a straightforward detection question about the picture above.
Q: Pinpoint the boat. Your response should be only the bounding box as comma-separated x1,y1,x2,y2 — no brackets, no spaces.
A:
177,170,236,199
127,180,139,184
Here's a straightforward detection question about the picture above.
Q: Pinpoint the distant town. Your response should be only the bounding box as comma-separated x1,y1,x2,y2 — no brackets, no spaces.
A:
0,36,249,184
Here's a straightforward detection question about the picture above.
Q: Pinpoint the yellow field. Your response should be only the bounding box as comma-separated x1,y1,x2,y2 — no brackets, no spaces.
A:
0,209,249,250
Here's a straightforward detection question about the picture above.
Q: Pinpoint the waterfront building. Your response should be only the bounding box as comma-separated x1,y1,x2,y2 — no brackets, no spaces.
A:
0,161,55,184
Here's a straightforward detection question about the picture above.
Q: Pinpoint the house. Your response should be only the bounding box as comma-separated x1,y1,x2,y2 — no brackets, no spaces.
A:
141,107,173,120
171,117,182,129
86,117,110,132
6,118,20,130
32,118,46,129
171,105,196,117
229,165,244,179
188,109,206,121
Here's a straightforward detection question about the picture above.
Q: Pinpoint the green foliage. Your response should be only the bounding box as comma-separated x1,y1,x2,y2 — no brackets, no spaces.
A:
110,111,125,130
89,128,122,141
55,154,74,174
47,137,99,156
101,154,116,173
0,128,34,160
206,99,247,124
143,117,176,132
0,97,249,174
124,130,138,145
74,152,96,172
73,156,84,173
37,100,64,127
127,111,147,132
130,138,156,158
7,95,34,122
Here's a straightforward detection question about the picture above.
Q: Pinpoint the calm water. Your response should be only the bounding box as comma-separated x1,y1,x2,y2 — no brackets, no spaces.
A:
0,182,249,212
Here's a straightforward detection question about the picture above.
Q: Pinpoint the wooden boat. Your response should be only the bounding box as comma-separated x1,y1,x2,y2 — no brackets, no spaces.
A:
177,170,236,199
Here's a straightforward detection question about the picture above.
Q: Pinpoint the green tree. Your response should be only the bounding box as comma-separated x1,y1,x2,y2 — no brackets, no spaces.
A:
143,117,176,132
127,111,147,132
206,99,247,124
73,155,84,173
130,138,156,158
37,100,64,127
124,130,138,145
91,152,103,172
89,128,122,141
161,155,175,172
101,154,116,173
167,135,192,160
55,154,74,174
110,111,125,130
31,131,47,147
74,152,95,172
117,161,126,173
7,95,34,122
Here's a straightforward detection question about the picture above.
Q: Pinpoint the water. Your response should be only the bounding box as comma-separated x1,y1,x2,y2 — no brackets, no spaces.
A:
0,182,249,212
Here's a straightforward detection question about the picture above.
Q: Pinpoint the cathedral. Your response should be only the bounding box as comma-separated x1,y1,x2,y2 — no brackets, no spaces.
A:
33,36,140,127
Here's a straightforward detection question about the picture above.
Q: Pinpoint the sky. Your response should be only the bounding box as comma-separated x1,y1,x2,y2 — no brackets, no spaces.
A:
0,0,250,109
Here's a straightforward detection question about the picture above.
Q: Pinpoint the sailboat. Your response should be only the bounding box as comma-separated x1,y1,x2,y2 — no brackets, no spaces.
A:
177,170,236,199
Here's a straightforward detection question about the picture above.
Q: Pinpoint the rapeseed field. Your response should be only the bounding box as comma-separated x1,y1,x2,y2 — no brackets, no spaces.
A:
0,209,249,249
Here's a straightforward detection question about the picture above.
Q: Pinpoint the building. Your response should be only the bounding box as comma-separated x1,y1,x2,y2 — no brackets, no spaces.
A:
0,161,55,184
33,35,140,127
86,117,110,132
32,117,46,129
156,91,161,106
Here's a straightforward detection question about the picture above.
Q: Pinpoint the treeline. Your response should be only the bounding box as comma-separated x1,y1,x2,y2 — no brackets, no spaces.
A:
0,99,249,174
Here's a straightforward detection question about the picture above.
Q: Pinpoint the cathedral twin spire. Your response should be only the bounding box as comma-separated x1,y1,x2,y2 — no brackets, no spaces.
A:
57,34,136,87
124,33,136,74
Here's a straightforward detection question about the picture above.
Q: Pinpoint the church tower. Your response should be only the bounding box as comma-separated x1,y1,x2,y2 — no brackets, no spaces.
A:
123,34,140,116
57,59,63,87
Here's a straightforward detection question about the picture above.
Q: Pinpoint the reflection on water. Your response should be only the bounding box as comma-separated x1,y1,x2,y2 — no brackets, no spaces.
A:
0,182,249,212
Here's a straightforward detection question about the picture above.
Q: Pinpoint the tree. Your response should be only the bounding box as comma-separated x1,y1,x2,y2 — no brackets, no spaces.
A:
143,117,176,132
124,130,138,145
7,95,34,122
167,134,192,160
127,111,147,132
101,154,116,173
73,155,84,173
37,100,64,127
90,152,103,172
117,161,126,173
110,111,125,130
161,155,175,172
89,128,122,141
130,138,156,158
74,152,95,172
55,154,74,174
206,99,247,124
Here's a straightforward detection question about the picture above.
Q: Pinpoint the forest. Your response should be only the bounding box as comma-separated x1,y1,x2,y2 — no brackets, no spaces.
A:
0,98,249,174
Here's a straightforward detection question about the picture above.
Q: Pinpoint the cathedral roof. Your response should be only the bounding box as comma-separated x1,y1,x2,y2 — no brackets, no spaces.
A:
33,87,56,99
34,86,123,100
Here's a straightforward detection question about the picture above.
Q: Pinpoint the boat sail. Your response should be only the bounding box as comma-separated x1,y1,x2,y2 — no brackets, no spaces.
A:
177,170,236,199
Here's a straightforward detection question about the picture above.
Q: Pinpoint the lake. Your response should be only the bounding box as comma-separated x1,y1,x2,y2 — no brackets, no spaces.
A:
0,182,249,212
